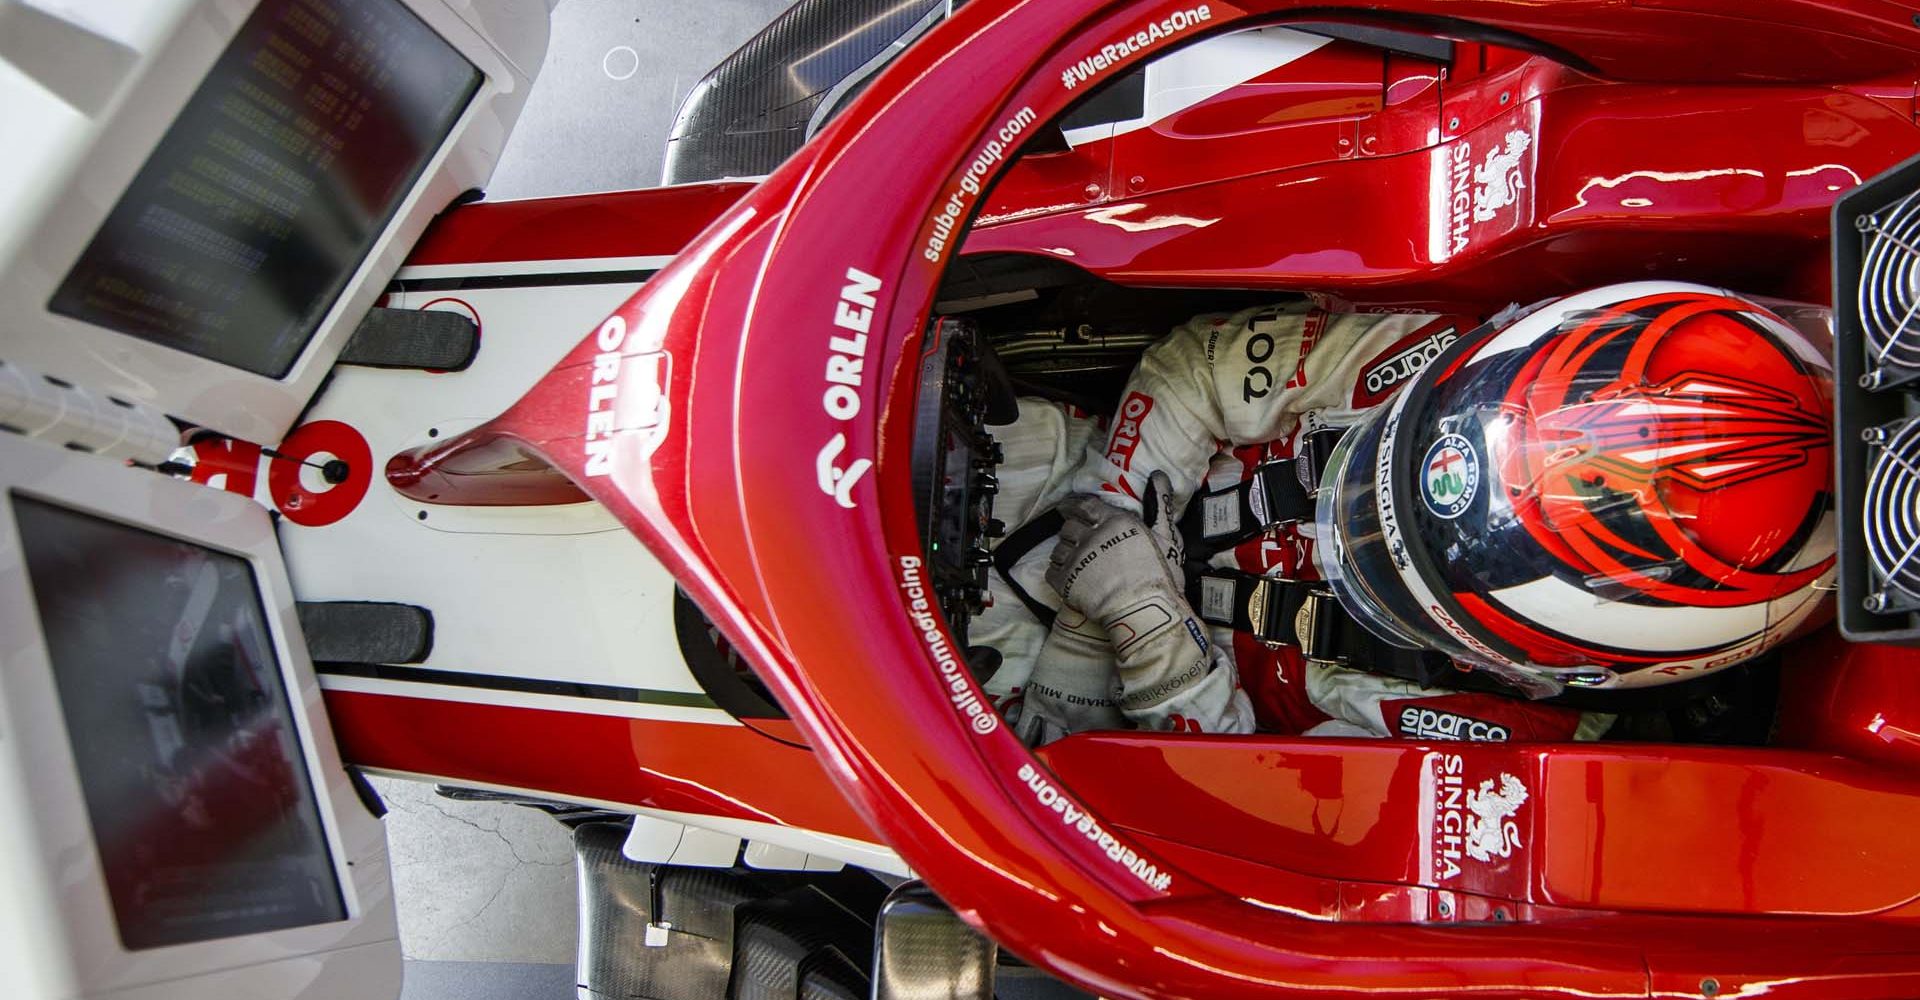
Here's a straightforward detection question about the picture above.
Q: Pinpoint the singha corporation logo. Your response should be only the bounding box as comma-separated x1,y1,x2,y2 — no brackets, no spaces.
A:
1464,773,1529,862
1430,754,1530,880
1471,129,1532,223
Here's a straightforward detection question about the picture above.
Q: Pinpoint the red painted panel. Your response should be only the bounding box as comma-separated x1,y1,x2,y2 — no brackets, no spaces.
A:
1040,734,1424,886
1776,632,1920,773
1045,733,1920,919
405,183,754,266
966,82,1919,310
978,133,1113,227
1535,751,1920,915
322,691,874,842
1104,41,1393,197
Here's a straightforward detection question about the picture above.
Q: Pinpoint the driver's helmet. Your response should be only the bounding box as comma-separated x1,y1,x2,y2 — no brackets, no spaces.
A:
1315,282,1836,691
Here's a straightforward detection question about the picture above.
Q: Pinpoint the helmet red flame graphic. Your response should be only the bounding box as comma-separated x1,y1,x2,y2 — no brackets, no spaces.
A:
1500,291,1833,609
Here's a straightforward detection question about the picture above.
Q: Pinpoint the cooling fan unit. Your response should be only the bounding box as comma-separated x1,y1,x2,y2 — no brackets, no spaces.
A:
1862,417,1920,613
1836,151,1920,642
1857,187,1920,389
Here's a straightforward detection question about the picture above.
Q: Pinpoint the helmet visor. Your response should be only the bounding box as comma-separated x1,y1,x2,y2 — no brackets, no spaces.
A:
1316,398,1570,696
1315,403,1447,654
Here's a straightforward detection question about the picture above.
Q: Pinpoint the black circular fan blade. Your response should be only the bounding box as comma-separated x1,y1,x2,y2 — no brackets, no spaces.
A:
1865,418,1920,602
1860,189,1920,373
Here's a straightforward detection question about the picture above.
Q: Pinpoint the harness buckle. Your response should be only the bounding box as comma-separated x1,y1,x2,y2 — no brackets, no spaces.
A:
1179,428,1347,558
1294,587,1345,665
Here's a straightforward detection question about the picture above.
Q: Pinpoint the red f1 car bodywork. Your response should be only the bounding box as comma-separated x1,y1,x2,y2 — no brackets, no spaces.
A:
330,2,1920,996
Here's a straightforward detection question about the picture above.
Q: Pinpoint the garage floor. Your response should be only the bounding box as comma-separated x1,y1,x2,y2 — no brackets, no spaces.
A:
487,0,797,200
391,2,793,997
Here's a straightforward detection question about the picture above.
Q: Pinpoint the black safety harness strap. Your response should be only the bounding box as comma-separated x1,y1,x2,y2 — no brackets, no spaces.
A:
986,426,1340,636
1173,426,1458,685
992,508,1064,629
1176,429,1343,555
1185,568,1456,686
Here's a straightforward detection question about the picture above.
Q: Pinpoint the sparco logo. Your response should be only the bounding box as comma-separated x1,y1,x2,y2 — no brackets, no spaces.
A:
816,267,883,508
1399,706,1510,742
1356,325,1457,407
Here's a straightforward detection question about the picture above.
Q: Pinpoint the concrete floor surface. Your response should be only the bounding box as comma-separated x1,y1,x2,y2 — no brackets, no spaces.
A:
487,0,799,200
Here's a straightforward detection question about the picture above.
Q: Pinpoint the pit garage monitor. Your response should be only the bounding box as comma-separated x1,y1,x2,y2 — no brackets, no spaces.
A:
14,495,347,949
47,0,480,377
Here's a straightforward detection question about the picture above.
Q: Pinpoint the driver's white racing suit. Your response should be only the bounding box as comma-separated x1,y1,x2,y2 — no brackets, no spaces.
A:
974,302,1611,745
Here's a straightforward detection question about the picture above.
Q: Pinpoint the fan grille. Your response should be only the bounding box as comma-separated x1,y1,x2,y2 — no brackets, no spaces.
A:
1858,188,1920,386
1863,417,1920,611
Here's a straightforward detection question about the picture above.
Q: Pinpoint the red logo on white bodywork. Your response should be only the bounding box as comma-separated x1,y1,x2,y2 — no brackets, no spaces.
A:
190,420,373,527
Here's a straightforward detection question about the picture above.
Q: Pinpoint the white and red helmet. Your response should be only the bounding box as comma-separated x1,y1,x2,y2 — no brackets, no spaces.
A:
1316,282,1837,691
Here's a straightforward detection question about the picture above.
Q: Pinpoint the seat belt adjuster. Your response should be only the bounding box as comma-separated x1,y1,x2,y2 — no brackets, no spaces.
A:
1180,428,1345,556
1191,569,1338,656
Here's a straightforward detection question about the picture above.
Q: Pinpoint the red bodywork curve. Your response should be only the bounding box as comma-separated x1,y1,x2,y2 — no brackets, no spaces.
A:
404,183,756,266
371,2,1920,996
325,692,873,840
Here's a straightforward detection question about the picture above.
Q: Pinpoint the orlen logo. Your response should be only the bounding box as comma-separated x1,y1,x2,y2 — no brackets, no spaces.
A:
1105,392,1155,471
1398,706,1511,742
190,420,373,527
816,267,883,508
582,315,670,478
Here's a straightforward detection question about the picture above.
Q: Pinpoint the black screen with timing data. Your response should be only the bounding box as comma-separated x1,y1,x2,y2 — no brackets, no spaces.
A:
48,0,481,377
12,495,346,950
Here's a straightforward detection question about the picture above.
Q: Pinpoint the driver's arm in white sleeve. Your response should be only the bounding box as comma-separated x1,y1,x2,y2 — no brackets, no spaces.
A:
1043,305,1453,737
1068,303,1443,513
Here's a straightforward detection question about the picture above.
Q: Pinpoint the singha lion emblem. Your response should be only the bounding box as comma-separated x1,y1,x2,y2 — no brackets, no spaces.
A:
1471,129,1532,223
1464,772,1528,862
